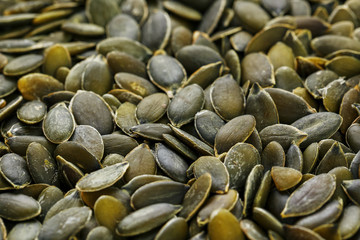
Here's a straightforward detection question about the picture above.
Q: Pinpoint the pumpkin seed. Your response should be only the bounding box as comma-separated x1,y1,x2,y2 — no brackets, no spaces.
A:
17,100,47,124
208,209,244,240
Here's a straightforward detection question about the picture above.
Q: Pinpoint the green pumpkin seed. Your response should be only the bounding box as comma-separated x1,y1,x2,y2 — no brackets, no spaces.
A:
3,54,43,77
0,153,31,188
37,186,64,221
18,73,64,101
210,74,245,121
39,206,92,240
253,207,284,236
342,179,360,205
123,143,156,182
94,195,128,233
42,102,75,144
194,110,225,147
155,217,188,240
136,93,169,124
26,142,59,186
102,133,138,157
224,143,261,190
281,174,336,218
131,181,189,209
122,174,171,195
0,193,41,221
197,189,238,226
208,209,244,240
115,72,157,98
7,219,41,240
155,143,188,183
117,203,182,237
162,134,198,161
338,204,360,239
243,164,264,218
168,84,204,127
284,225,325,240
286,143,303,172
86,226,113,240
178,173,212,221
240,219,268,240
214,115,256,155
115,102,138,136
198,0,226,34
241,52,275,87
107,14,140,40
5,135,55,157
295,198,343,229
42,44,71,77
17,100,47,124
107,51,146,78
316,142,347,174
262,141,285,172
193,156,229,193
130,123,172,141
271,166,302,191
246,83,279,131
0,74,16,98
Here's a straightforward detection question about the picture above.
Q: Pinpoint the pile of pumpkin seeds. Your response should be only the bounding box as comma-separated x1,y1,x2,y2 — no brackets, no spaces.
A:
1,0,360,239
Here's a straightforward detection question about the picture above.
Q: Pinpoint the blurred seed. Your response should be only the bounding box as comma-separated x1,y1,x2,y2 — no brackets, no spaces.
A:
107,13,139,40
338,204,360,239
3,54,43,77
86,226,113,240
295,198,343,229
107,51,146,78
284,225,325,240
240,219,268,240
198,0,226,35
253,207,284,237
0,74,16,98
115,72,157,98
155,217,188,240
311,35,360,56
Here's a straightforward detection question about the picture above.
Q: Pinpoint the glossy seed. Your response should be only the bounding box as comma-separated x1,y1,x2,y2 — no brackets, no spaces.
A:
208,209,244,240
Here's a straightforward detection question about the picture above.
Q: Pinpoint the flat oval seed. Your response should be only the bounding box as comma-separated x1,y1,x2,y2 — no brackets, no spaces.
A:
240,219,268,240
281,174,336,218
193,156,229,193
342,179,360,205
107,14,140,39
69,90,114,135
123,143,156,182
7,220,41,240
130,123,172,141
115,72,157,98
122,174,171,195
295,198,343,229
198,0,226,34
76,162,129,192
271,166,302,191
197,189,238,226
17,100,47,124
117,203,182,237
224,143,261,190
210,74,245,121
182,61,222,89
0,193,41,221
208,209,244,240
115,102,138,136
70,125,104,162
316,142,347,174
0,153,31,188
304,70,339,99
291,112,342,148
233,1,270,33
147,55,187,97
94,195,127,233
252,207,284,236
0,74,16,98
155,217,188,240
214,115,256,155
54,141,101,173
176,45,223,74
241,52,275,87
37,186,64,221
259,124,308,150
338,204,360,239
87,226,113,240
243,165,264,218
162,134,198,161
131,181,189,209
62,22,105,36
42,44,71,77
194,110,225,146
167,84,204,127
155,143,188,183
141,11,171,51
3,54,43,76
284,225,325,240
265,88,316,124
136,93,169,124
38,206,92,240
262,141,286,172
42,102,75,144
178,173,212,221
245,83,279,131
18,73,64,101
26,142,59,186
